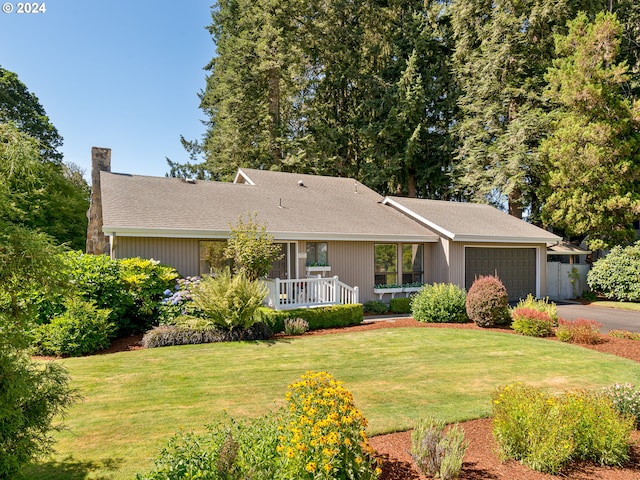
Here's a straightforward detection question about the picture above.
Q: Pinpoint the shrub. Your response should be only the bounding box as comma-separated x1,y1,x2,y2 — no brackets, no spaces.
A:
389,297,412,314
411,283,468,323
283,318,309,335
259,304,364,333
411,417,468,480
280,371,381,479
191,268,267,331
555,318,602,344
609,329,640,341
31,298,115,357
601,383,640,428
511,308,554,337
158,276,203,324
492,383,633,474
0,345,78,478
513,294,558,324
141,323,271,348
364,300,388,314
465,276,510,327
587,241,640,302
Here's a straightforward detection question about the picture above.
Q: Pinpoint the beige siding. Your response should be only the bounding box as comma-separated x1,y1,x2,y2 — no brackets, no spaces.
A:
112,237,200,276
429,238,451,285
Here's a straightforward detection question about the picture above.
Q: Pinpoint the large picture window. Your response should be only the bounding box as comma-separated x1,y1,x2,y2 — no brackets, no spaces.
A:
402,244,424,284
306,242,328,266
374,243,398,285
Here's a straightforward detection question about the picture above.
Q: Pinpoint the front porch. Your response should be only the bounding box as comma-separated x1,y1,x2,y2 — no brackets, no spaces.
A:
262,276,359,311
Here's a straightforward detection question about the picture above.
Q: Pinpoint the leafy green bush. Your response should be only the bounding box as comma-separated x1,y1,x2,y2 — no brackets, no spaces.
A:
158,276,203,325
283,318,309,335
511,308,554,337
137,412,283,480
555,318,602,344
31,298,115,357
259,304,364,333
513,294,558,324
601,383,640,428
364,300,388,314
492,383,633,474
141,323,271,348
411,417,468,480
587,241,640,301
137,371,380,479
57,252,178,335
0,344,77,477
390,297,412,314
609,329,640,340
411,283,468,323
465,276,510,327
191,268,267,331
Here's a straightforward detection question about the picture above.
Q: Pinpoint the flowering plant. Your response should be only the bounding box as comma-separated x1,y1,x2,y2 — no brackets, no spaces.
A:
158,276,203,324
278,371,381,479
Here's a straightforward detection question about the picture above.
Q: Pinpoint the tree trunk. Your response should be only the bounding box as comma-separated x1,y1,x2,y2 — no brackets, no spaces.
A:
268,67,281,163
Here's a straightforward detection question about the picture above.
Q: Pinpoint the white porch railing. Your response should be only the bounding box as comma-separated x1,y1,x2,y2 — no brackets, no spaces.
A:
262,276,359,311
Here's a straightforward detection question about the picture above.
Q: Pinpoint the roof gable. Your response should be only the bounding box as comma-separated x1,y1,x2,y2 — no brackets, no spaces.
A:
383,196,560,244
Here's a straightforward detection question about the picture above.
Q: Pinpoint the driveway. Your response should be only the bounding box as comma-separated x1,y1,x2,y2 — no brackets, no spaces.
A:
556,303,640,333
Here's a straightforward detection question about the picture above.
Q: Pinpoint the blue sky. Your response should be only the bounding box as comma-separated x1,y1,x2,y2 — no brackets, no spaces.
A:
0,0,213,181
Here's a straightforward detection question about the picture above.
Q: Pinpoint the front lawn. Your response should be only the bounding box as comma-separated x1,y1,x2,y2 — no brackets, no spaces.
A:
21,327,640,479
589,300,640,312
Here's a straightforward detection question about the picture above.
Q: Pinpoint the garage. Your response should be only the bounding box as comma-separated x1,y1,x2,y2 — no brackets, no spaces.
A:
465,247,537,301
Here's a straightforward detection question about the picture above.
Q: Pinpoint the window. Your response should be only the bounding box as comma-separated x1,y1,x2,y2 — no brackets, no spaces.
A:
374,243,398,285
402,244,423,284
199,241,231,275
306,242,328,266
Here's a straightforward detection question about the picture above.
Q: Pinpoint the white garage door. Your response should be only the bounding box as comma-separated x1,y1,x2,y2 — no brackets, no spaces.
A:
465,247,537,301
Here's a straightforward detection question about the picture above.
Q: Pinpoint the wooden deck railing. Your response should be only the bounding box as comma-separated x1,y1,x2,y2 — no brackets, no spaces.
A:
262,276,359,311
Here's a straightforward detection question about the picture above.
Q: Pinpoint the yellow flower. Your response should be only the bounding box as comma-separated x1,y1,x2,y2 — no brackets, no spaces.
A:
305,462,317,473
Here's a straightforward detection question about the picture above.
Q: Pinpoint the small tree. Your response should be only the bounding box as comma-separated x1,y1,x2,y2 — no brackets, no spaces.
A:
224,213,283,280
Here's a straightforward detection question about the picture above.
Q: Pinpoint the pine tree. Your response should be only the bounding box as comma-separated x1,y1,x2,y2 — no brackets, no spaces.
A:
541,12,640,250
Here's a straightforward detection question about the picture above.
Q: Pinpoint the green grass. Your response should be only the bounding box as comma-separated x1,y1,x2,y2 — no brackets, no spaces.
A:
20,327,640,480
590,300,640,311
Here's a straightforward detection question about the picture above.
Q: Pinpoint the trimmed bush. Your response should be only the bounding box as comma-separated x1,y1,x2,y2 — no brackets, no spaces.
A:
31,298,115,357
141,322,271,348
511,308,554,337
411,417,468,480
259,304,364,333
465,275,510,327
191,267,267,331
587,241,640,301
492,383,633,474
389,297,412,314
555,318,602,344
411,283,468,323
364,300,388,314
513,294,558,324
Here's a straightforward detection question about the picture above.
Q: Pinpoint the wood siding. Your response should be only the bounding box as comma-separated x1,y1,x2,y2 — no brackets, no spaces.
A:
112,237,200,276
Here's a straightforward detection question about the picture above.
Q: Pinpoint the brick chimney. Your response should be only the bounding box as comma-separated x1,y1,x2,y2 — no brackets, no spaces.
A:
86,147,111,254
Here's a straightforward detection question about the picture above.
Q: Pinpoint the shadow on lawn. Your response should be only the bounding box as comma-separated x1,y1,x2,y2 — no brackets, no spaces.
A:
18,456,122,480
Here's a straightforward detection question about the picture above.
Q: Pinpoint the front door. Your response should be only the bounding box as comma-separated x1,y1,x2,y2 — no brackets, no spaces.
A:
268,243,297,279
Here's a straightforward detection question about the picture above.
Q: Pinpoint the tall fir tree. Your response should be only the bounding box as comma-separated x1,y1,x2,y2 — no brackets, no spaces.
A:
541,12,640,250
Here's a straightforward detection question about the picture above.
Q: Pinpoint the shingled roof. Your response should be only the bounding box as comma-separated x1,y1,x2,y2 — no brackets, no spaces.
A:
100,169,437,242
383,196,560,244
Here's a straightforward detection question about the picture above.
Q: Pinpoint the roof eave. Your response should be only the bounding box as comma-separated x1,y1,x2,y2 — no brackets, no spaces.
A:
382,197,456,239
454,235,561,246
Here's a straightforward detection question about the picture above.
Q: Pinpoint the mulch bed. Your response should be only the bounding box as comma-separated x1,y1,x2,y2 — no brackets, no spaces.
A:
101,317,640,480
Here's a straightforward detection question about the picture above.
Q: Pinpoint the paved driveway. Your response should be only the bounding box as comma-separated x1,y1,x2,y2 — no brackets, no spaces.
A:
556,303,640,333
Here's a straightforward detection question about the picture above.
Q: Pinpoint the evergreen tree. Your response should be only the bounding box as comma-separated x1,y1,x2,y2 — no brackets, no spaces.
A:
541,12,640,250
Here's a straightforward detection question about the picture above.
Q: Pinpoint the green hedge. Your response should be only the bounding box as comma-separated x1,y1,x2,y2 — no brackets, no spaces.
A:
259,304,364,333
390,297,412,314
